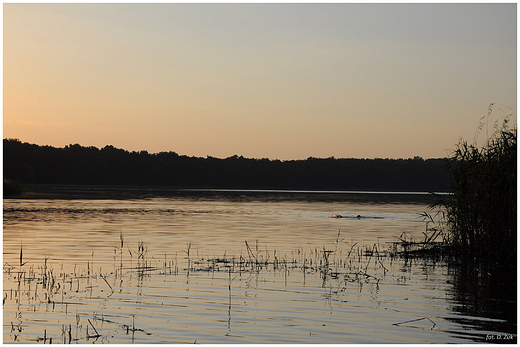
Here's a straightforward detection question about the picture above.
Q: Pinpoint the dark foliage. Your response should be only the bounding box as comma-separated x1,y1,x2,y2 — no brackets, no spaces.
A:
436,113,516,263
3,139,451,192
3,179,25,197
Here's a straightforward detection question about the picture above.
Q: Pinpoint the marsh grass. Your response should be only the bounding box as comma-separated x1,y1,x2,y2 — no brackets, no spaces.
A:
433,106,516,263
4,233,403,343
6,226,517,344
389,208,450,260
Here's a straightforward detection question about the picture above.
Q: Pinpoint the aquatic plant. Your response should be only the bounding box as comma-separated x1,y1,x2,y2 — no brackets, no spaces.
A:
437,105,516,262
389,208,450,260
6,232,516,344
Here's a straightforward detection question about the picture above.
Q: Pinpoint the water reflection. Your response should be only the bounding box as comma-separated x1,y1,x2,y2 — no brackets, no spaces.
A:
3,190,516,343
21,186,440,203
447,260,517,343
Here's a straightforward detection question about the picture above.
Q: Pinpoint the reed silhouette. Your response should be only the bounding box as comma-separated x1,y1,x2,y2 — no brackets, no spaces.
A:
438,106,516,262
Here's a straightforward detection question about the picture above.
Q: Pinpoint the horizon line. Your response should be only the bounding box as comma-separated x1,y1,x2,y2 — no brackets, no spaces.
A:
3,137,449,162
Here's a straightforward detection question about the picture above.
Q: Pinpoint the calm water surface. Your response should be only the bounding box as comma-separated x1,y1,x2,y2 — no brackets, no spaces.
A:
3,190,516,343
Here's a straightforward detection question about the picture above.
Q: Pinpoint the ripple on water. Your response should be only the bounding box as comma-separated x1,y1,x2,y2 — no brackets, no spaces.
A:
3,195,516,343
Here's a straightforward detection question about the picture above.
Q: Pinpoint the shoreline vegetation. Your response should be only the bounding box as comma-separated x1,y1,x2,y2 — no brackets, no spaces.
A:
431,112,516,264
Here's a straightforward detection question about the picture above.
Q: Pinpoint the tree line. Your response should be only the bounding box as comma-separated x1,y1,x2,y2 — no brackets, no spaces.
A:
3,139,451,192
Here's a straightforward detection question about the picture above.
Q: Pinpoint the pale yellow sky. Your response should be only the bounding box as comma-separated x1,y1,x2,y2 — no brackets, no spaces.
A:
3,3,517,160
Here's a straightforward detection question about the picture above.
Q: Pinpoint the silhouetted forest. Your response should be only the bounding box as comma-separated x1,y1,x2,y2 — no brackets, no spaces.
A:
3,139,451,192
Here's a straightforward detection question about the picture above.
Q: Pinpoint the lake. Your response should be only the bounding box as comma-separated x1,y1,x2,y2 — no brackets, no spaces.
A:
3,189,516,343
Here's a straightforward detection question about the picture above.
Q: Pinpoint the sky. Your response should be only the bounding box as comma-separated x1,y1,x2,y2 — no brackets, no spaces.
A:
3,3,517,160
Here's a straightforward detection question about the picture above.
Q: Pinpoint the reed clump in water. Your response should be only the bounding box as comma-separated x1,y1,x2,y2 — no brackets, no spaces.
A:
389,209,449,260
438,107,516,263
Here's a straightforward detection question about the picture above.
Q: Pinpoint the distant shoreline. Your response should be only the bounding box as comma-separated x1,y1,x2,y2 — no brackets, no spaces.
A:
6,184,445,203
4,140,452,193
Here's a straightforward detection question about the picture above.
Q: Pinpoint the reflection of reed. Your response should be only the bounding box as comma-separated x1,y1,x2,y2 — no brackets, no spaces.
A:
389,218,517,343
5,236,388,342
226,263,240,337
393,317,436,329
446,260,517,343
4,234,514,343
227,267,232,335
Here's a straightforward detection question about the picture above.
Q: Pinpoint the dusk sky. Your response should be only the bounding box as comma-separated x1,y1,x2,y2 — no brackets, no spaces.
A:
4,3,517,160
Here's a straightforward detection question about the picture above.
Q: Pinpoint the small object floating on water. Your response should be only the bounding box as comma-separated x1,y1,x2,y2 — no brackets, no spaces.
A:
329,213,379,219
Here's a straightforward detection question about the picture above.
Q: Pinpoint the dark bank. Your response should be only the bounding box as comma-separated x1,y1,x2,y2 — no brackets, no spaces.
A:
3,139,451,193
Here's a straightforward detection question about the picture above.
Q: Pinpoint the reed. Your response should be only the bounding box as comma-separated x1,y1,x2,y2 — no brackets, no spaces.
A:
437,108,516,262
3,235,410,343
